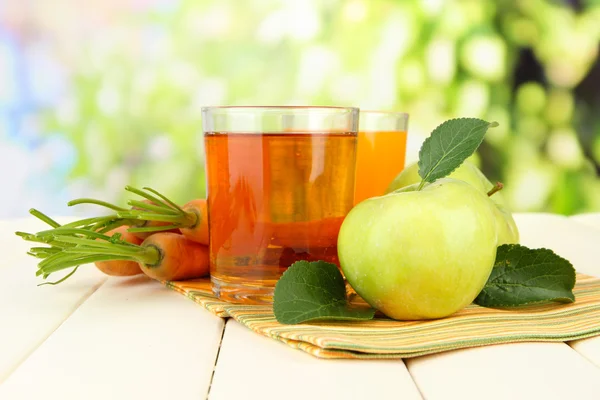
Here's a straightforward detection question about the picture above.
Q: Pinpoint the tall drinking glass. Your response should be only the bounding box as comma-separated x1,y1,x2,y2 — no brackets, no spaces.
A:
354,111,409,204
202,106,359,304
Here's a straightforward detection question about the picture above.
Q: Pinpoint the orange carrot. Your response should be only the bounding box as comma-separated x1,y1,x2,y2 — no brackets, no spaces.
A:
179,198,209,245
94,226,143,276
19,228,210,284
139,232,209,281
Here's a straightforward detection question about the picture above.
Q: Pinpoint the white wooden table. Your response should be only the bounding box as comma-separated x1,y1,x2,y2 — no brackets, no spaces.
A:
1,213,600,400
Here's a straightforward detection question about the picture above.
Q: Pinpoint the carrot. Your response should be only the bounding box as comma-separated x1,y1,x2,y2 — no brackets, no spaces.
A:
94,226,143,276
139,232,209,281
178,198,209,244
67,186,209,245
19,227,210,283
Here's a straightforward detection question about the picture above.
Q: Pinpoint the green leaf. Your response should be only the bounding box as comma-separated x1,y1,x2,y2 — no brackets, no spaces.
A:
273,260,376,324
475,244,576,307
418,118,498,185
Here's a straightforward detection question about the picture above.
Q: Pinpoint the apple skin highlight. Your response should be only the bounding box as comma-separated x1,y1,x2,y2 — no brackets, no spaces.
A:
386,160,519,246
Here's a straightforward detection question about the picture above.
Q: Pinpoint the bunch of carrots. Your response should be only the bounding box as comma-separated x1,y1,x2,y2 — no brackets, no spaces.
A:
17,186,211,285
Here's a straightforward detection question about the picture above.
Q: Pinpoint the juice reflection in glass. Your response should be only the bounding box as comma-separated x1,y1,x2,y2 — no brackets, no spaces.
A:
202,106,359,304
354,111,409,205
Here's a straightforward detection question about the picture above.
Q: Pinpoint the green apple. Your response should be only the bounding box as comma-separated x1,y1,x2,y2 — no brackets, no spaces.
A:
338,178,498,320
386,161,519,245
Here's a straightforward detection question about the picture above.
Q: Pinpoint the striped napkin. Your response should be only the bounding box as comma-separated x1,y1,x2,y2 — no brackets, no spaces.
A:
166,274,600,359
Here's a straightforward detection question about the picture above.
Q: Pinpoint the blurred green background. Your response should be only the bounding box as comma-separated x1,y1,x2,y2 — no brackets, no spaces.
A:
1,0,599,218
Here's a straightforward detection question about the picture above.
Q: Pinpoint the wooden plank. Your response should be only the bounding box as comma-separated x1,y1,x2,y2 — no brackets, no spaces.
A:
209,320,422,400
406,342,600,400
513,213,600,276
570,337,600,369
570,212,600,231
0,275,225,400
0,218,106,384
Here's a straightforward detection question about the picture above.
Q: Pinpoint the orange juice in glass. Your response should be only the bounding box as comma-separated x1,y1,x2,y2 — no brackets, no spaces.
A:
354,111,409,204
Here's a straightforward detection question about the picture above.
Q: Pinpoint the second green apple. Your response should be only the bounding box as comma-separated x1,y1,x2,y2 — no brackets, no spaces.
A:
386,160,519,245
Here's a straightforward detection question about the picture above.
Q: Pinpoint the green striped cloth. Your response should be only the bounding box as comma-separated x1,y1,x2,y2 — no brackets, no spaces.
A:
166,274,600,359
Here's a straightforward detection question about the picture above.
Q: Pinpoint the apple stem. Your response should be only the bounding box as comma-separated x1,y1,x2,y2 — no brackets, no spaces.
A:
487,182,504,197
417,180,426,191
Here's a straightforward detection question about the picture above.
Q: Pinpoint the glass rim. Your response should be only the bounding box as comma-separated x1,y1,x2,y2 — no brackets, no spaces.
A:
360,110,409,118
201,105,359,113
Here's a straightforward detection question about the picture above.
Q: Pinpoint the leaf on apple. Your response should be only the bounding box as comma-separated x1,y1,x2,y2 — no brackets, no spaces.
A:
418,118,498,189
273,260,376,324
474,244,576,307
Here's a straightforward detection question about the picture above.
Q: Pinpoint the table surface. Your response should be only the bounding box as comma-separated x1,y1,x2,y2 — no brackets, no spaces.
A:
1,212,600,400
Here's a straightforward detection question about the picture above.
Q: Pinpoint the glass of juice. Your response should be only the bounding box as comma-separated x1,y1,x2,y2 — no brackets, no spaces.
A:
202,106,359,304
354,111,409,205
